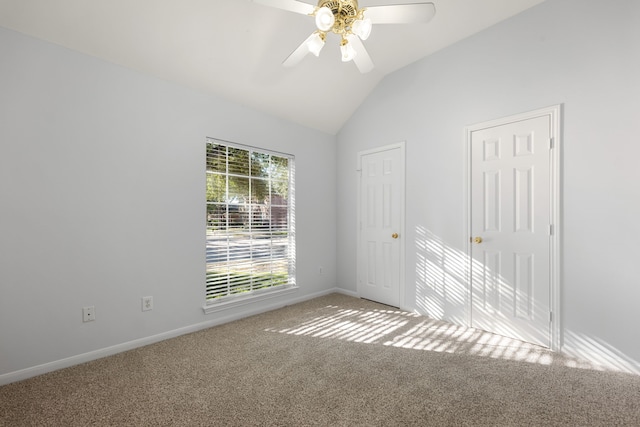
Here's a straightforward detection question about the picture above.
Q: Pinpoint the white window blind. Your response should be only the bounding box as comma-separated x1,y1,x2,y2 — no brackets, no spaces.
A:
206,139,295,302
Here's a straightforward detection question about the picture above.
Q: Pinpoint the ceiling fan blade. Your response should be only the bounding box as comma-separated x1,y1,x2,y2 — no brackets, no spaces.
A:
252,0,315,15
347,35,374,74
282,34,315,67
365,2,436,24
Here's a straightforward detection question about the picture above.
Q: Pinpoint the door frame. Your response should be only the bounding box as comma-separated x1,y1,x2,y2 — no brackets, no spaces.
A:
463,105,562,351
356,141,406,309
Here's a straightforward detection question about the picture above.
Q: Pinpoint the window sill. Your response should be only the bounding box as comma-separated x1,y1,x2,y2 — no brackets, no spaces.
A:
202,286,299,315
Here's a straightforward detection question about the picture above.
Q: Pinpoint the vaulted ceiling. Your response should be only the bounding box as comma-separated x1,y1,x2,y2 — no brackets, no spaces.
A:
0,0,546,134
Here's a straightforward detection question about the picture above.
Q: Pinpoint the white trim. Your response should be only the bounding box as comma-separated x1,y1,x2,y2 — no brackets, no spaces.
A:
463,127,472,325
0,287,342,386
356,141,406,161
206,136,293,159
202,286,299,314
334,287,360,298
463,105,562,351
356,141,406,309
549,105,562,352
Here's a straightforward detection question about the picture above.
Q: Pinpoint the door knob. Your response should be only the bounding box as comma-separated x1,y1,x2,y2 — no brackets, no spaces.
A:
392,233,399,239
474,236,483,244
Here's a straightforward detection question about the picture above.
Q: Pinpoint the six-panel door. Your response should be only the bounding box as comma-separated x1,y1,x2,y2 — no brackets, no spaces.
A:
470,116,552,347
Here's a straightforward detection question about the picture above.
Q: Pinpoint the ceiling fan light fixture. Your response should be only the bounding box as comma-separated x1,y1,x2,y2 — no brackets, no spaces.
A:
340,38,357,62
315,6,335,32
351,17,372,40
254,0,438,73
307,32,326,57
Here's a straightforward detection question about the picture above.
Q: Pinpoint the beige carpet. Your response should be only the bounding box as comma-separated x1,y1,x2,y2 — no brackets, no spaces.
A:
1,293,639,426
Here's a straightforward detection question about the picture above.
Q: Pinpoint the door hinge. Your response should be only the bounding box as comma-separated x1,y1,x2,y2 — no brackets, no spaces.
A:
549,224,554,236
549,138,554,149
549,311,553,322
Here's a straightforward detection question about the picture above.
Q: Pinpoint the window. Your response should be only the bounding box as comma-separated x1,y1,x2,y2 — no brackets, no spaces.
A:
205,139,295,304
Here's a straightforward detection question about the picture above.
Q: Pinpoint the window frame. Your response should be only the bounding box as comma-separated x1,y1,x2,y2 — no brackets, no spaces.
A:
203,138,297,313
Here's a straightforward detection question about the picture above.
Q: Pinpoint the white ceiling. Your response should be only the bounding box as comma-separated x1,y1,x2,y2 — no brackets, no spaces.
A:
0,0,546,134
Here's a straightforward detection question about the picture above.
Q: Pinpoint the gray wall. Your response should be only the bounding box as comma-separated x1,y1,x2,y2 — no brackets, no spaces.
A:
337,0,640,372
2,0,639,383
0,26,337,383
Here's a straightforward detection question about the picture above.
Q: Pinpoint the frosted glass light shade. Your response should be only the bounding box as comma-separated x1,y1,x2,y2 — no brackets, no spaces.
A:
315,7,335,31
340,41,357,62
352,18,372,40
306,33,325,56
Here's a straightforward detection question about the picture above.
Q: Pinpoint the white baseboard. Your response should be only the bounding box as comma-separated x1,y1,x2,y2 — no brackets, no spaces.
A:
333,287,359,298
0,287,347,386
561,331,640,375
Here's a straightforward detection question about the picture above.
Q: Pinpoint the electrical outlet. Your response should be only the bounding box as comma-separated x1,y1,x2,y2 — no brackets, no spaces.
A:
83,306,95,322
142,296,153,312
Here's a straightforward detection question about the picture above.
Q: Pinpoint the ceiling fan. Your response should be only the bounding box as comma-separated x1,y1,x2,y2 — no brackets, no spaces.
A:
253,0,436,73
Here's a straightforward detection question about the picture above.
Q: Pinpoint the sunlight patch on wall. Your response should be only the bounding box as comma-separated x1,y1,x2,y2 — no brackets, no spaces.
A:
564,331,640,375
410,226,640,374
415,225,468,324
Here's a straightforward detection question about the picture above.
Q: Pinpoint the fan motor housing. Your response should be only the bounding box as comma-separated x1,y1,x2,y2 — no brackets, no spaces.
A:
318,0,358,18
317,0,362,35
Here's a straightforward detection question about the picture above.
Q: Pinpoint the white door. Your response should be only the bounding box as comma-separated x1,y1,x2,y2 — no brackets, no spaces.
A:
357,143,405,308
470,115,553,347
